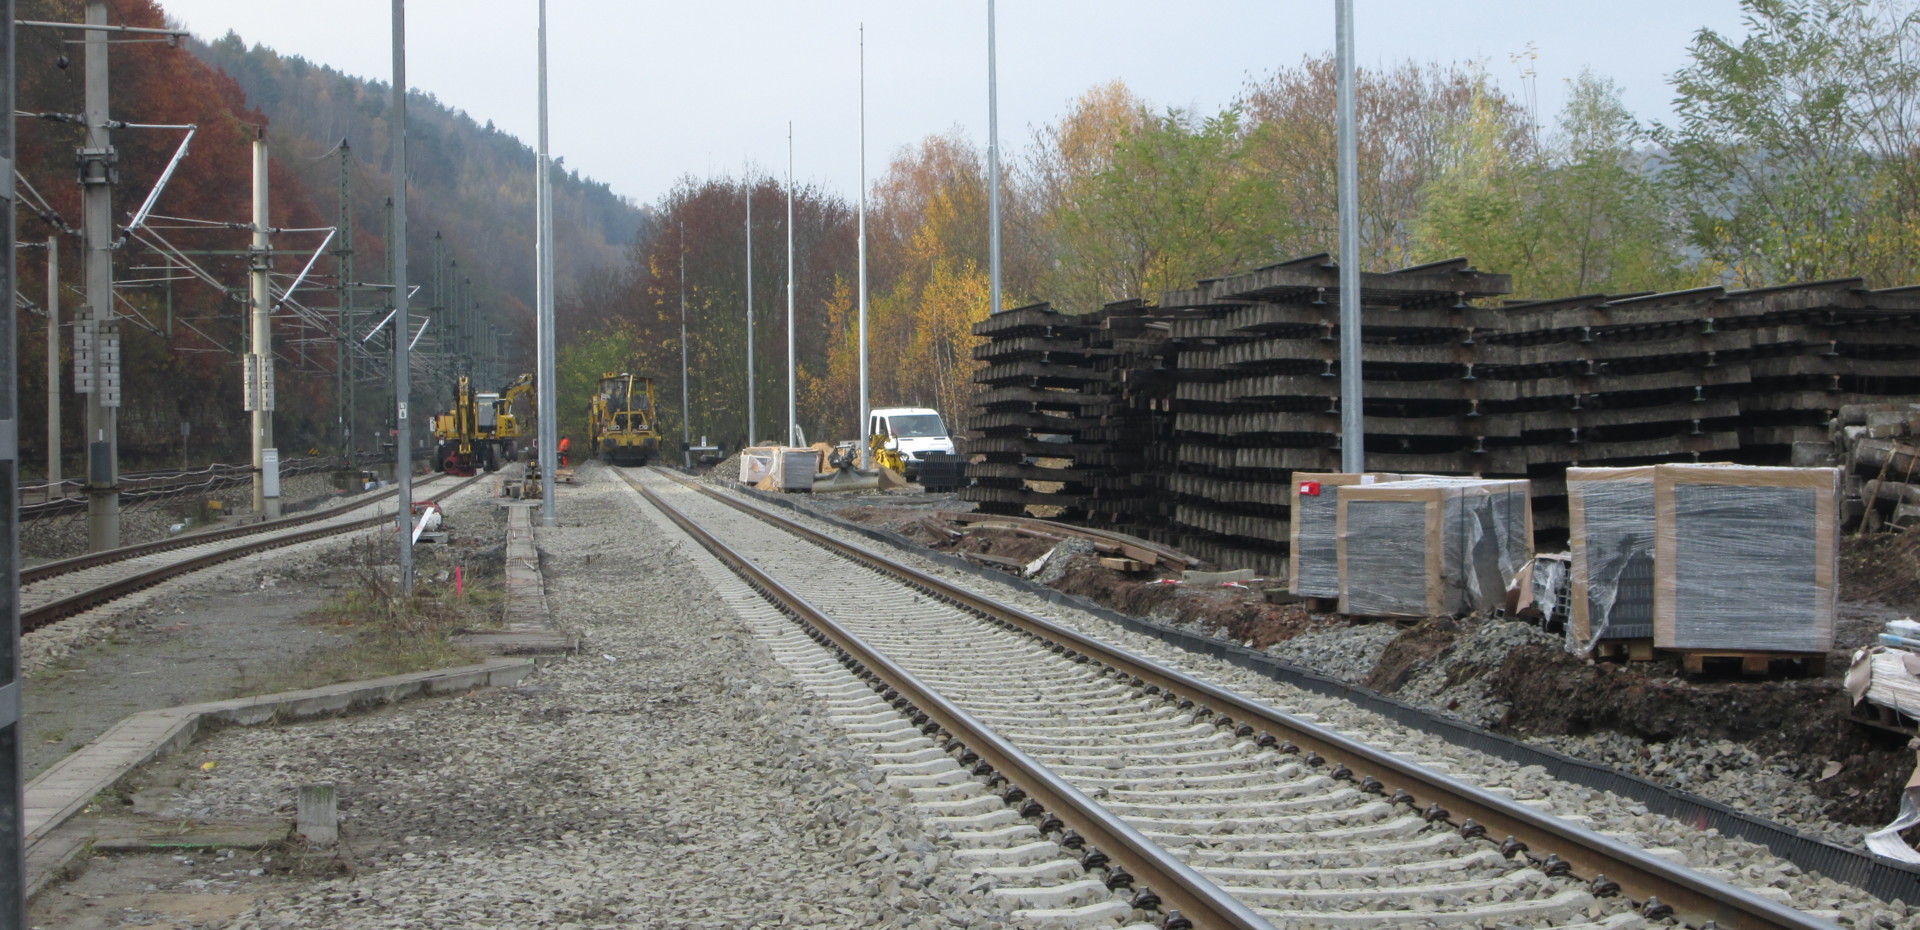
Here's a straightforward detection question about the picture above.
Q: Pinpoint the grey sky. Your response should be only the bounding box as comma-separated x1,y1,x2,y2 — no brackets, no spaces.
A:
159,1,1753,207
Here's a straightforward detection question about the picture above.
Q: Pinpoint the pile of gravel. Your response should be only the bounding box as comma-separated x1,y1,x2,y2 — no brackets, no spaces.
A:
1262,623,1402,682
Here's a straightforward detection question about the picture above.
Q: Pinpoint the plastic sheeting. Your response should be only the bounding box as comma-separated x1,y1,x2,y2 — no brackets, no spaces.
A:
1288,473,1402,597
1567,467,1658,654
1653,464,1838,653
1336,477,1532,617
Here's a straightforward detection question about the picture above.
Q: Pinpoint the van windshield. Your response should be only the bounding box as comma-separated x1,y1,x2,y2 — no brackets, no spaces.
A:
888,414,947,438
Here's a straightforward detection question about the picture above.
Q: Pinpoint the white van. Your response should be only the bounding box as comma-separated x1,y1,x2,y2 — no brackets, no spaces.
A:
868,407,956,474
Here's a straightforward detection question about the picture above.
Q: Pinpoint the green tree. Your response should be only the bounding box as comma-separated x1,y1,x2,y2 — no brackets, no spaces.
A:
1416,72,1696,298
1661,0,1920,286
1046,106,1276,308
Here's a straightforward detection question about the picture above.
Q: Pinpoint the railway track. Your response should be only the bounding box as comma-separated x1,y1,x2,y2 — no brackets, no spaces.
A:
616,465,1833,930
21,472,482,631
18,456,358,522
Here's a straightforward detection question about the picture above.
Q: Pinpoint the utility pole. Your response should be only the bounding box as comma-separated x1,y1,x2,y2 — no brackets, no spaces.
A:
785,122,795,447
336,139,355,466
3,5,27,921
44,237,58,488
391,0,413,593
745,181,755,446
534,0,557,524
248,130,279,518
986,0,1001,317
80,0,119,551
1336,0,1364,473
857,24,869,466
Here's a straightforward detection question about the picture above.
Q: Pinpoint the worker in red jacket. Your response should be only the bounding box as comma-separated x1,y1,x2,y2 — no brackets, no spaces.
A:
558,435,572,467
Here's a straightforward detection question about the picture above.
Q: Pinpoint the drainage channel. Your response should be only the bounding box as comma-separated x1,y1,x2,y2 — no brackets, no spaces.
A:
626,467,1828,930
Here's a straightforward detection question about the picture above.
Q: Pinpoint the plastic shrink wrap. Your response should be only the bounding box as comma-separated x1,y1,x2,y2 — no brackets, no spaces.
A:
1288,473,1404,597
1335,477,1532,617
1652,464,1838,653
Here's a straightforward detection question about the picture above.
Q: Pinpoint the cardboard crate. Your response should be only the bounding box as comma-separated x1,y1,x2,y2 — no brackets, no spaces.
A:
1288,473,1404,597
1336,478,1532,617
1652,464,1840,653
1567,466,1658,652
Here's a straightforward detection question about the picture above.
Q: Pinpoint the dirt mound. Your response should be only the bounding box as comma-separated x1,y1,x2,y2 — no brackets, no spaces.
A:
1490,643,1909,824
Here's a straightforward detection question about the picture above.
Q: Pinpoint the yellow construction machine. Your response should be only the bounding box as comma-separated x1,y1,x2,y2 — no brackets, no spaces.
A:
432,373,533,475
588,372,662,466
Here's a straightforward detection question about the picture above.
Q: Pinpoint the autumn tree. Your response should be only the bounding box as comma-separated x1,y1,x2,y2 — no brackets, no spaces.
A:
1661,0,1920,286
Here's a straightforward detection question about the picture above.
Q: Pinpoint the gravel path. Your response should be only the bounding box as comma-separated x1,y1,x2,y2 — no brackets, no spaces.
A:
51,465,1026,929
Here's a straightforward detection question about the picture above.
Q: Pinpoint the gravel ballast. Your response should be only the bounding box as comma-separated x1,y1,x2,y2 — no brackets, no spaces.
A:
77,465,1024,929
739,481,1912,926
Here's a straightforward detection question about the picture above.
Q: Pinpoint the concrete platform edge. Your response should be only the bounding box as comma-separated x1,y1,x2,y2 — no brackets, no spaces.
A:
22,657,534,901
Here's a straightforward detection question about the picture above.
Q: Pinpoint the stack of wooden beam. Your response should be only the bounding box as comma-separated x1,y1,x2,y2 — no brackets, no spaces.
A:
961,256,1920,579
963,303,1111,518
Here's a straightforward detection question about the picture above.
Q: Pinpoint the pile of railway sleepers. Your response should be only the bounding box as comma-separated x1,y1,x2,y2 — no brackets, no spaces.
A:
1826,402,1920,531
961,255,1920,580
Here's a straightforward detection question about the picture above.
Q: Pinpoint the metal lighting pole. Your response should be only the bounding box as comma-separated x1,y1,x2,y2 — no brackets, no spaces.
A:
857,25,869,466
248,130,280,518
81,0,118,551
679,226,690,469
391,0,413,593
785,122,796,447
535,0,557,522
745,180,755,446
986,0,1001,316
1336,0,1364,473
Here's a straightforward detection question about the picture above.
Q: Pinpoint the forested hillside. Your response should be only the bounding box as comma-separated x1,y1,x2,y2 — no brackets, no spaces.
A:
190,33,649,324
9,0,648,474
564,0,1920,453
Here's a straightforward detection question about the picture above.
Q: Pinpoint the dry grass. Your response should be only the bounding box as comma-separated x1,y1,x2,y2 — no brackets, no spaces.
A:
240,538,495,695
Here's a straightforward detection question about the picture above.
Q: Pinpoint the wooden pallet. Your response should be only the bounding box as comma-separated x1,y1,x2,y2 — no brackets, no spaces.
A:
1850,699,1919,736
1675,650,1828,676
1593,639,1655,662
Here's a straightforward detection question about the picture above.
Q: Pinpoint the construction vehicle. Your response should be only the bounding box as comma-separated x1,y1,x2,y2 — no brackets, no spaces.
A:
432,373,533,475
588,371,662,466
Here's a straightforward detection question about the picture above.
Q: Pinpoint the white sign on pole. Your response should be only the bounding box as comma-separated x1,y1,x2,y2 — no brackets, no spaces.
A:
262,447,280,497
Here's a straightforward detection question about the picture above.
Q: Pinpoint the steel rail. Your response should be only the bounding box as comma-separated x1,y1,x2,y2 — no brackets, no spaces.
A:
22,474,480,631
624,468,1272,930
23,472,454,585
653,467,1836,930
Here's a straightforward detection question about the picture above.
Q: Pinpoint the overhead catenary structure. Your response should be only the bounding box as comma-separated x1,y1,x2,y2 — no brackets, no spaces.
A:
247,129,280,518
81,1,120,551
390,0,413,593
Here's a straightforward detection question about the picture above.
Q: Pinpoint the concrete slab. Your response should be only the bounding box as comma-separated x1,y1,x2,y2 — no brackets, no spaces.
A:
23,657,533,900
474,502,574,655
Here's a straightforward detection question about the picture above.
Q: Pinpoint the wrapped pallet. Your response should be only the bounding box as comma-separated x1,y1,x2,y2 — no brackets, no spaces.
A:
1288,473,1403,597
1335,477,1533,617
1567,466,1658,653
1652,464,1840,653
739,447,778,484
